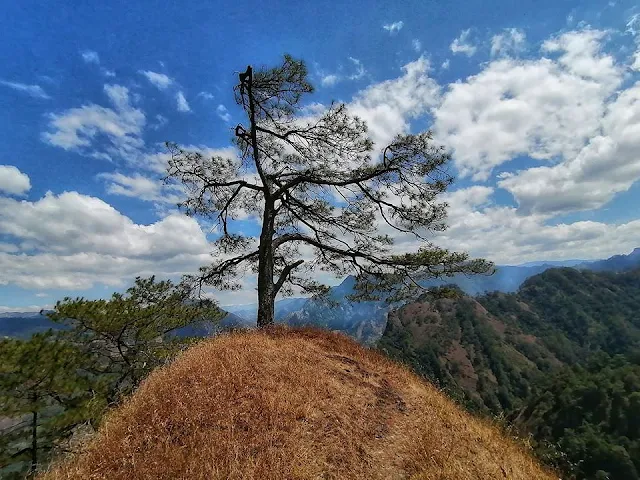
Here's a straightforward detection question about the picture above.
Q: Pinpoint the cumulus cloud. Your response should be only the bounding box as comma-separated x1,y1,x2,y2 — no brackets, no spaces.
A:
432,186,640,265
42,84,145,162
140,70,173,90
0,165,31,196
0,80,50,99
434,29,622,180
99,172,183,203
498,81,640,215
450,29,477,56
349,56,440,151
412,39,422,52
491,28,526,57
176,91,191,112
382,21,404,34
81,50,100,64
0,191,211,289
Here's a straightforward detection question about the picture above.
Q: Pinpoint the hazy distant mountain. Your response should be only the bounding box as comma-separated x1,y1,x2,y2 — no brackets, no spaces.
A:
579,247,640,272
280,248,640,344
0,309,248,340
5,248,638,342
0,311,62,339
514,259,588,267
224,297,307,324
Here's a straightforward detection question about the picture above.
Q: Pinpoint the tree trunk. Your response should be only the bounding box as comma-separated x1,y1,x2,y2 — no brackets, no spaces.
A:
29,408,37,477
257,204,275,327
244,64,276,328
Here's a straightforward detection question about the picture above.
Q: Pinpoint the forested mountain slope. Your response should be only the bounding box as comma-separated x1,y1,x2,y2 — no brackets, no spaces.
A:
378,267,640,479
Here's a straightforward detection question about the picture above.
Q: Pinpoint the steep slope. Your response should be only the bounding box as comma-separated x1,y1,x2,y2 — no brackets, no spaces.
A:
281,252,635,344
378,290,559,414
380,268,640,414
378,268,640,478
41,327,553,480
481,267,640,363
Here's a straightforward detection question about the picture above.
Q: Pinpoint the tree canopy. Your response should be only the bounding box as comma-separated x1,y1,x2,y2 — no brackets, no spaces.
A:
47,276,223,403
167,55,493,326
1,276,223,478
0,332,95,478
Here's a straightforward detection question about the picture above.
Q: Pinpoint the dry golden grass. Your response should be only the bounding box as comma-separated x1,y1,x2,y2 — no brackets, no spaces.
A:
42,327,555,480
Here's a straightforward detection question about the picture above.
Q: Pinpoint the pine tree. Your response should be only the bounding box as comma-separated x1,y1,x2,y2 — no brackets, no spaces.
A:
167,55,493,327
47,276,224,403
0,332,95,478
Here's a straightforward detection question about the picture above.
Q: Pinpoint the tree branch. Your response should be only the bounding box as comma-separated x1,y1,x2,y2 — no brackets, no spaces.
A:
274,259,305,296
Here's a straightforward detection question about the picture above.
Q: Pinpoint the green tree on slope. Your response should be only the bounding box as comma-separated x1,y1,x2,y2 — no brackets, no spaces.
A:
48,276,224,403
0,332,95,478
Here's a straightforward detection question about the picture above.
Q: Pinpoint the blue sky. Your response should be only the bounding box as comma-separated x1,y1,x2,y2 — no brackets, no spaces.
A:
1,0,640,310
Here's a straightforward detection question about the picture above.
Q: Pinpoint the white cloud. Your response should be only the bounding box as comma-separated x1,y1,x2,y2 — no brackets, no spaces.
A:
412,39,422,52
491,28,526,57
140,70,173,90
99,172,183,203
450,29,477,56
349,56,440,151
347,57,366,80
0,305,50,314
498,81,640,215
198,91,215,100
441,59,450,70
321,74,339,87
42,84,145,162
0,80,50,99
136,144,238,174
0,191,211,289
317,58,366,87
434,29,622,180
632,51,640,71
216,104,231,122
176,91,191,112
151,114,168,130
0,243,19,253
432,186,640,265
382,21,404,34
0,165,31,196
102,68,116,78
626,13,640,36
81,50,100,64
541,29,618,86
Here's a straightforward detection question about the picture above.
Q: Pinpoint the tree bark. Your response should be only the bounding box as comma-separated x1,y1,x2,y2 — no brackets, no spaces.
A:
29,407,37,477
256,204,275,327
244,64,277,328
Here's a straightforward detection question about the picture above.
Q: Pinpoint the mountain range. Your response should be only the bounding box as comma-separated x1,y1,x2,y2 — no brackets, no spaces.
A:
3,248,640,342
260,248,640,343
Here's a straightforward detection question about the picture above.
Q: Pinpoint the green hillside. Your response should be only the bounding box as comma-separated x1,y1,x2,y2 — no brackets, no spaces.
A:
378,267,640,479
